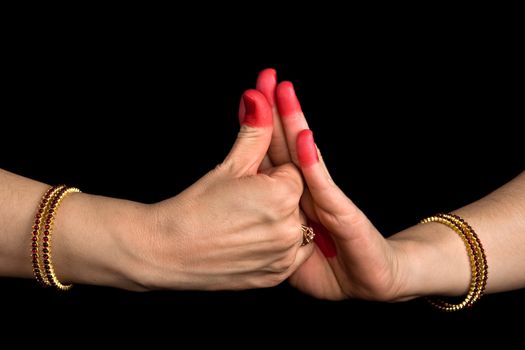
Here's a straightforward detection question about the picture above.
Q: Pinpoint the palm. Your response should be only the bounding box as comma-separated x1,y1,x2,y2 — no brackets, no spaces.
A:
293,194,403,301
253,69,402,301
289,245,346,300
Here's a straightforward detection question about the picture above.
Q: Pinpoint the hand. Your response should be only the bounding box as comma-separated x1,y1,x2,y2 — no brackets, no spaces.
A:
253,70,409,301
124,89,313,291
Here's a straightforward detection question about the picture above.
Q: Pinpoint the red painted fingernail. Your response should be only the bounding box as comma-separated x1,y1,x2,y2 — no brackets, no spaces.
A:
241,90,273,128
311,222,337,258
276,81,302,117
297,129,319,167
256,68,277,107
238,97,246,124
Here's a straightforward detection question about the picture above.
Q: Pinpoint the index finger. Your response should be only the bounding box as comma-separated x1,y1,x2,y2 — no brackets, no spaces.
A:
256,69,292,166
275,81,310,166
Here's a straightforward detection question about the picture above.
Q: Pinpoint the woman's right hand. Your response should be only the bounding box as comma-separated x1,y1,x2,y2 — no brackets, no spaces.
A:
251,71,410,301
122,90,313,291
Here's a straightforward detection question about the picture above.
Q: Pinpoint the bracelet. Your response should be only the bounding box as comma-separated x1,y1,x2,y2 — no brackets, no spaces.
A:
31,185,66,286
420,213,488,311
31,185,81,291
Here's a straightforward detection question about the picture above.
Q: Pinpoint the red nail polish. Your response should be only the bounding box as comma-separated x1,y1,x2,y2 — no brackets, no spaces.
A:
241,90,273,128
311,222,337,258
238,97,246,124
297,129,319,167
276,81,302,117
256,68,277,107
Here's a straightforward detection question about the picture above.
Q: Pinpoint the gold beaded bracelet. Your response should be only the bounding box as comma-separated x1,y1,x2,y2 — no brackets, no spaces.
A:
440,213,488,304
31,185,66,286
31,185,81,291
420,213,487,311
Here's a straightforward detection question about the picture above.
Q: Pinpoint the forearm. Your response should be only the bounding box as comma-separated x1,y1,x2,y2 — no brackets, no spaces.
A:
0,169,148,290
390,171,525,298
0,169,49,278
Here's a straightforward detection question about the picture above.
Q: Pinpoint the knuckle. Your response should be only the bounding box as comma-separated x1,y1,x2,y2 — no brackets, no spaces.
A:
276,196,297,216
259,202,283,223
281,226,301,248
264,273,287,288
270,254,295,274
284,179,302,200
270,262,288,274
268,224,300,249
284,168,304,194
251,275,282,289
238,124,264,139
270,179,302,211
272,164,304,192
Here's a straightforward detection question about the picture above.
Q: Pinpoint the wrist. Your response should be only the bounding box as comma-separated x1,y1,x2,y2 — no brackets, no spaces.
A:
53,192,151,291
388,222,472,299
127,198,193,291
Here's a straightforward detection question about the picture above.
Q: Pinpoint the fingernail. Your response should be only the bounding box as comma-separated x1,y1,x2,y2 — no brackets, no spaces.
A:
311,222,337,258
242,93,257,126
256,68,277,107
297,129,319,167
238,97,246,124
276,81,302,117
241,90,272,128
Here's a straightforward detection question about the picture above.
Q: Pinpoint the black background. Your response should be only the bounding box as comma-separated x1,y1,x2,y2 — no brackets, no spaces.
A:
1,21,523,340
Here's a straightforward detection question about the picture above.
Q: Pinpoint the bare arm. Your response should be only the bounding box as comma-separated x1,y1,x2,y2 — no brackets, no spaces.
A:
0,168,147,289
394,171,525,298
258,71,525,300
0,90,314,291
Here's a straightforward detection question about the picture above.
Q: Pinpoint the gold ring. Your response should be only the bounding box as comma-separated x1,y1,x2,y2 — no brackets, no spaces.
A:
301,225,315,246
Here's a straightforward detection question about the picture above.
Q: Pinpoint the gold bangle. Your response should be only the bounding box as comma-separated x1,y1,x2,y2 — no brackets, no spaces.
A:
32,185,81,291
31,185,66,287
420,213,487,311
439,213,488,303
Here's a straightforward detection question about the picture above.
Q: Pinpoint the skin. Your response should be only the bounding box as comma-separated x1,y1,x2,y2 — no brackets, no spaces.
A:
2,69,523,302
255,69,525,301
0,89,314,291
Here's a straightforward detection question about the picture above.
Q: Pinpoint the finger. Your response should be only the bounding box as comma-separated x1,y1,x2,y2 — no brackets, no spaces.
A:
296,129,362,221
265,162,304,195
286,240,315,277
255,68,276,107
276,81,310,166
239,84,274,172
256,68,291,166
298,206,337,259
300,189,319,223
298,190,337,258
223,89,273,176
288,246,344,300
298,209,309,243
238,94,246,124
280,207,316,278
311,221,338,258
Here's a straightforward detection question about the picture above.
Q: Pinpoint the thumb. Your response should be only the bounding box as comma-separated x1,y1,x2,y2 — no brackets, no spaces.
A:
223,89,273,176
